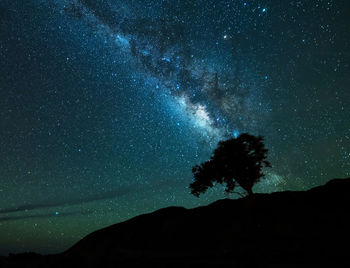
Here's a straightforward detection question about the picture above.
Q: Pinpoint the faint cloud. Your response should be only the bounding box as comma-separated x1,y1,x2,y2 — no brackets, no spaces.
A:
0,187,133,214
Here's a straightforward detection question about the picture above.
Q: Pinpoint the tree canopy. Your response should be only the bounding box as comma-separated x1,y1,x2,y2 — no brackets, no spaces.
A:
190,133,271,197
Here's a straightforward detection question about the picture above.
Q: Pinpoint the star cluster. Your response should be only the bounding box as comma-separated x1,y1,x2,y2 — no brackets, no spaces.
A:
0,0,349,254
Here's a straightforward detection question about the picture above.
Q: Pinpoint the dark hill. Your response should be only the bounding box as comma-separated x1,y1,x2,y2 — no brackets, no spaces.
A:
3,177,350,267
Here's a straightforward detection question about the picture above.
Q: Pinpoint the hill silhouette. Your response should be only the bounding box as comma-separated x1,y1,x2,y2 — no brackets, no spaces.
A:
2,177,350,267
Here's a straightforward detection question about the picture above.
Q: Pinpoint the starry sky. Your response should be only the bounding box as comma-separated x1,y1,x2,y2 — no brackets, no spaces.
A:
0,0,349,255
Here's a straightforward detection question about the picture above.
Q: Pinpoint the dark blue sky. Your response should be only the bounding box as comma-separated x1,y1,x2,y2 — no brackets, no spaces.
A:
0,0,349,254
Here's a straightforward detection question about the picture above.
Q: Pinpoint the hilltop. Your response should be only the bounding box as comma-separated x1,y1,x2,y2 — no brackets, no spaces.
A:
2,177,350,267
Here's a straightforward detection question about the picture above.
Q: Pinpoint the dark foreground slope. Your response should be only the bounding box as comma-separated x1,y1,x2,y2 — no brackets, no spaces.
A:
2,177,350,267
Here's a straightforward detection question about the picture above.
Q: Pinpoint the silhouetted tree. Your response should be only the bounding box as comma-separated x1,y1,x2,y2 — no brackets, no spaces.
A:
190,133,271,197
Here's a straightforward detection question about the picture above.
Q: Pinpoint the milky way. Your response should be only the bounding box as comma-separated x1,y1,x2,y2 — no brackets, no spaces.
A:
60,0,266,142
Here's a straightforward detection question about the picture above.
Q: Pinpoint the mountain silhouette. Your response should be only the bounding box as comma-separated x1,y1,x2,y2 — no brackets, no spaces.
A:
2,177,350,267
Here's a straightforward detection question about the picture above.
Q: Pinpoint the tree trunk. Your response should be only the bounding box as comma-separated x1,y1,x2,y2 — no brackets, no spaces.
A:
246,188,253,196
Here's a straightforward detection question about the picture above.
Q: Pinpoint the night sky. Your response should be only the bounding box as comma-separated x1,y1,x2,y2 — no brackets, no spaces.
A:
0,0,349,255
